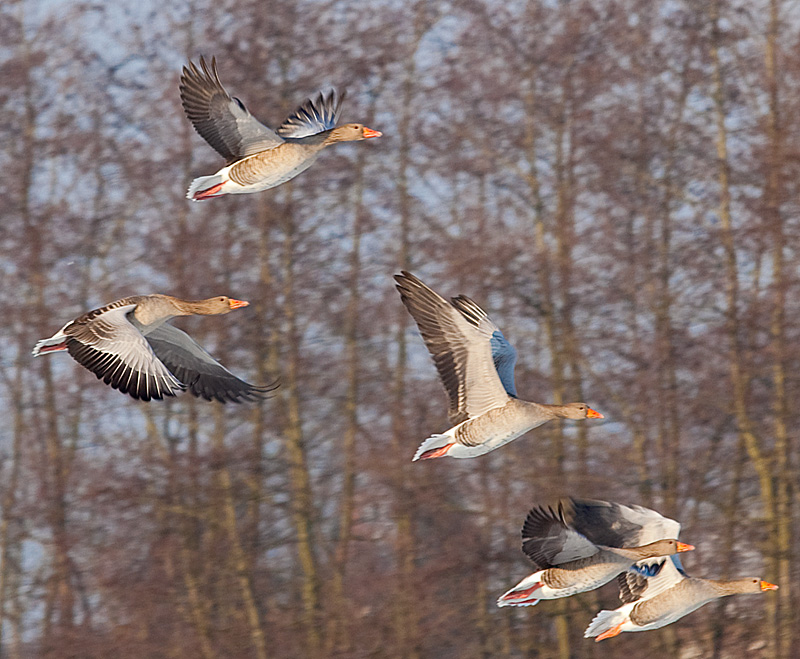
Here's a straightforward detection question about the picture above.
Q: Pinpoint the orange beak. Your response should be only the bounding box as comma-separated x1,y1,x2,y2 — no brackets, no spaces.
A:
362,127,382,139
586,407,604,419
228,299,249,310
760,581,779,591
676,542,694,553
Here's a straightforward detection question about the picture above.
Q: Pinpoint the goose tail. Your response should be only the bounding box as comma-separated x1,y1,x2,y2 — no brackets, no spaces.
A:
412,434,454,461
584,609,627,640
187,174,228,201
32,328,69,357
497,574,543,607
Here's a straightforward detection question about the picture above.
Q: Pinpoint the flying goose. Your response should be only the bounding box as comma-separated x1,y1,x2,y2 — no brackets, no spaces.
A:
498,498,693,607
585,554,778,641
33,294,276,403
394,272,603,460
180,56,381,200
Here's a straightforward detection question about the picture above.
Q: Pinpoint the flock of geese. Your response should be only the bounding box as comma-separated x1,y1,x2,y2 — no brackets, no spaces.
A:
32,56,777,644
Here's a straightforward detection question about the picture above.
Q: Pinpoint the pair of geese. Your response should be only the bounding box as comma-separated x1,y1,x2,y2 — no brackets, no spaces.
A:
32,271,599,460
32,57,777,639
33,56,381,403
501,497,777,640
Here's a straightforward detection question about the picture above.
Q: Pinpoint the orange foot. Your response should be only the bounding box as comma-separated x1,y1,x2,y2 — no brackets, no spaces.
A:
418,443,454,460
595,622,625,642
193,182,226,200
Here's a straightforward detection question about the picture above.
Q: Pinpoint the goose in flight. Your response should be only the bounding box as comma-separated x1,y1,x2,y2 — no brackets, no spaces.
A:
33,294,276,403
585,552,777,641
394,272,603,460
498,498,693,607
180,56,381,200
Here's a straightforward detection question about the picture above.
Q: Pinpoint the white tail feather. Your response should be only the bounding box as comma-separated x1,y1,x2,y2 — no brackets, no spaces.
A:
584,609,627,638
412,434,452,462
32,329,69,357
497,575,543,607
187,174,225,200
496,596,540,608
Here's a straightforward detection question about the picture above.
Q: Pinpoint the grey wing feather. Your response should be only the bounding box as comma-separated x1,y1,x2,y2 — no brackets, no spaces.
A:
277,89,343,138
568,499,681,548
450,295,518,397
145,324,277,404
395,272,510,424
64,303,184,401
521,500,600,569
180,56,283,162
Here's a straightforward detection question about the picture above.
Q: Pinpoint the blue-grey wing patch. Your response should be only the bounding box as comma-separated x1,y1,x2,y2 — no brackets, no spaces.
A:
277,89,344,138
450,295,519,398
490,330,518,397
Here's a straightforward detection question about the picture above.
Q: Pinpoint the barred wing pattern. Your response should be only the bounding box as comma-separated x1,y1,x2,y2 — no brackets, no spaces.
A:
64,302,184,401
180,56,283,162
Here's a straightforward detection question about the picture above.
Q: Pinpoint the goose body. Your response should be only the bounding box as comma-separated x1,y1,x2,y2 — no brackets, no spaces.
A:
498,498,691,607
585,555,778,640
394,272,602,460
33,294,276,403
180,57,381,200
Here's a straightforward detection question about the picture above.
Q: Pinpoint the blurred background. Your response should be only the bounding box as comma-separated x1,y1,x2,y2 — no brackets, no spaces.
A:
1,0,798,656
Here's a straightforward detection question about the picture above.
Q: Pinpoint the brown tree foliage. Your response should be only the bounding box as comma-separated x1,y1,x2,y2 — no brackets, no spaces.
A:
0,0,798,656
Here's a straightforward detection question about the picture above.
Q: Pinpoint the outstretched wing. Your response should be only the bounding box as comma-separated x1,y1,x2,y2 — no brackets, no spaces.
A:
450,295,518,397
618,555,686,604
180,56,283,162
64,301,184,401
567,499,681,549
521,499,600,569
395,272,510,425
145,324,278,404
277,89,344,138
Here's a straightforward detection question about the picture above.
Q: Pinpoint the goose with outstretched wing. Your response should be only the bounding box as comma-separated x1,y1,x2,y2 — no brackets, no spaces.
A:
180,56,381,200
33,294,277,403
395,272,603,460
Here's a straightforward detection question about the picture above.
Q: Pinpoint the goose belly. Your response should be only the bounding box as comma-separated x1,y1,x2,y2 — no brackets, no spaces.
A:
630,596,713,631
449,407,543,457
226,150,320,192
541,563,622,598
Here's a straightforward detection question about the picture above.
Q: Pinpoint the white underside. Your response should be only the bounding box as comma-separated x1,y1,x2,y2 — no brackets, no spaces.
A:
187,156,319,200
584,603,637,638
498,568,617,607
412,420,529,461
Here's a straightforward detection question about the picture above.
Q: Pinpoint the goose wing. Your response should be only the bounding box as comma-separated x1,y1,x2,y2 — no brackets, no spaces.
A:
276,89,343,138
64,301,184,401
450,295,518,397
521,500,601,569
618,555,687,604
144,324,277,404
180,56,283,162
395,272,510,424
567,499,681,549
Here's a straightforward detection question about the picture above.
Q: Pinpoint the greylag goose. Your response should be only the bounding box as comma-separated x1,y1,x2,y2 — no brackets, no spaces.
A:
585,554,778,641
32,294,276,403
394,272,603,460
180,57,382,200
498,498,693,607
